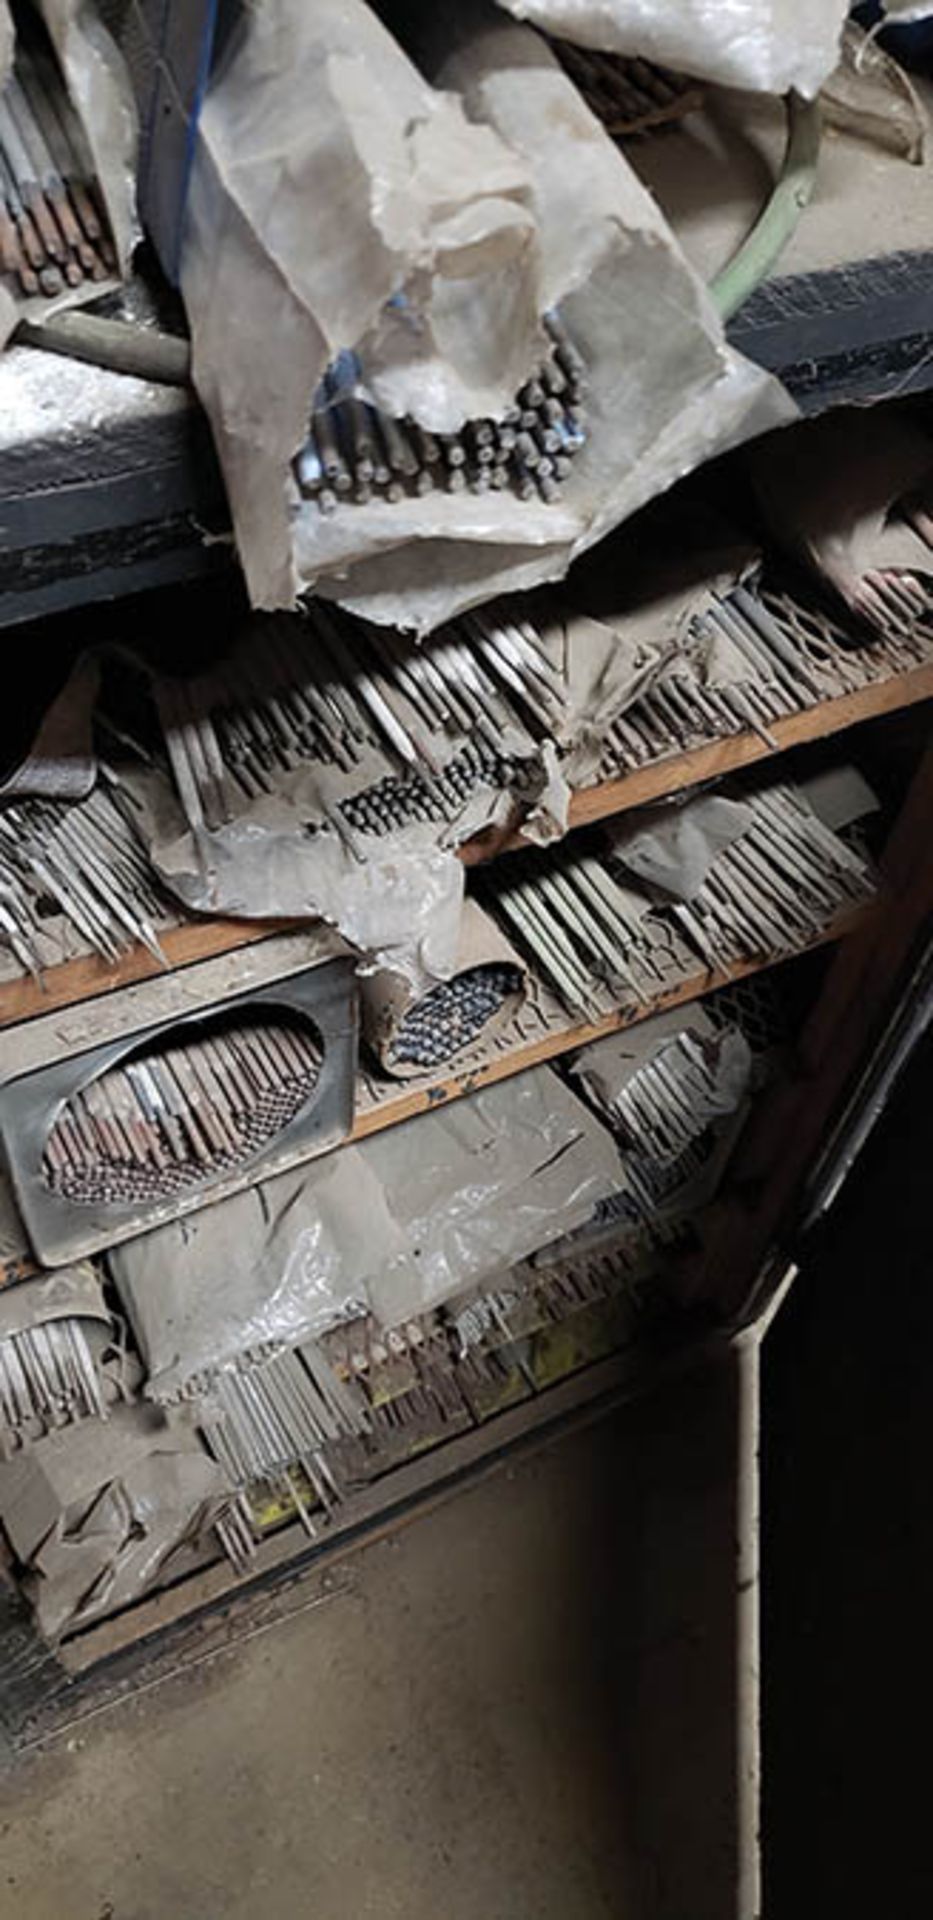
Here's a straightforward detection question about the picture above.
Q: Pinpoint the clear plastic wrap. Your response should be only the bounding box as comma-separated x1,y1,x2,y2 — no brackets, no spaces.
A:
490,0,849,97
111,1065,622,1398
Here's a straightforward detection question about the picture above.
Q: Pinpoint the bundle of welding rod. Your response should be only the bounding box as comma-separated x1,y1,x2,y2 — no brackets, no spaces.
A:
205,1342,371,1558
154,602,555,841
592,572,933,783
294,312,588,515
0,780,170,978
550,41,702,137
42,1017,323,1206
0,1314,107,1441
0,20,115,300
479,777,876,1019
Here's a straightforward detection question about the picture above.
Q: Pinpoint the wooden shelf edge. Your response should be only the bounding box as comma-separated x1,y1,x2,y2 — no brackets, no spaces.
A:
0,915,302,1033
350,902,873,1143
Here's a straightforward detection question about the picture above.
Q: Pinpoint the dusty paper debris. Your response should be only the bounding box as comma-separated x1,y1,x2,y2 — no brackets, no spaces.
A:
822,20,927,164
0,1403,229,1639
110,1064,623,1398
182,0,792,630
487,0,849,96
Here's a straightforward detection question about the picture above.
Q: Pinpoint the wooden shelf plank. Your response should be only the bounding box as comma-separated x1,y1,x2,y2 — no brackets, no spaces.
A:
0,915,301,1033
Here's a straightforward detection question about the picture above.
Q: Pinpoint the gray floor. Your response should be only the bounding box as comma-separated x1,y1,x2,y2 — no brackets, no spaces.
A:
0,1368,743,1920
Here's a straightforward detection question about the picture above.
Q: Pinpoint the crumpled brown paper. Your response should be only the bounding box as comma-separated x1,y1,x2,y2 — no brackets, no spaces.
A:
182,0,792,631
0,1403,228,1640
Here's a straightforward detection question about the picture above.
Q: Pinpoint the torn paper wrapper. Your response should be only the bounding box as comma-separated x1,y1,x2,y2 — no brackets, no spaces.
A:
181,0,546,609
110,1064,623,1399
182,1,793,631
747,409,933,630
129,761,465,991
609,793,754,902
488,0,849,97
0,1260,108,1344
570,1006,753,1151
0,1402,228,1640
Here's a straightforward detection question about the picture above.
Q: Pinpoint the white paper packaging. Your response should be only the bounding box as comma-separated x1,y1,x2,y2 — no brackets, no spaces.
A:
490,0,849,98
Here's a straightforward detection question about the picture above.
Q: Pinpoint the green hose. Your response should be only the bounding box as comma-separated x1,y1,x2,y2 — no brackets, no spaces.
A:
710,93,823,323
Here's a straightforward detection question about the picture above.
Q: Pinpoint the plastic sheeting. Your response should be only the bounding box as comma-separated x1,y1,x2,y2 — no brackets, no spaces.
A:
111,1065,623,1400
489,0,849,97
182,0,791,630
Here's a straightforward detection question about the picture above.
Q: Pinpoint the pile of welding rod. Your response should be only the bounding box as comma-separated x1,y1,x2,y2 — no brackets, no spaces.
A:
0,1317,106,1441
294,311,587,514
553,41,702,136
203,1344,370,1555
596,576,933,781
480,782,876,1019
43,1018,323,1206
156,602,560,836
0,784,169,977
389,962,523,1070
0,29,115,298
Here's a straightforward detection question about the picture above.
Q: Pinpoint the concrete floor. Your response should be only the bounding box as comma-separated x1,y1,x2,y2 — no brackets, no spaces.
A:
0,1366,743,1920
